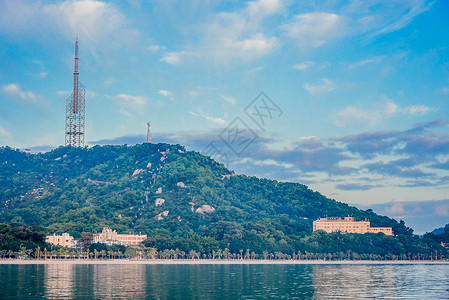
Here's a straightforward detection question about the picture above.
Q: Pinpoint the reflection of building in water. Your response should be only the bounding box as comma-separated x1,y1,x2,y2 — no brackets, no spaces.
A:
93,265,146,298
46,233,74,247
313,265,397,298
93,227,147,245
44,264,75,299
313,217,393,236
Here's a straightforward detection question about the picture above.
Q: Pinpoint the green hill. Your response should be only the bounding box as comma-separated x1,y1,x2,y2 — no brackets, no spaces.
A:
0,144,445,258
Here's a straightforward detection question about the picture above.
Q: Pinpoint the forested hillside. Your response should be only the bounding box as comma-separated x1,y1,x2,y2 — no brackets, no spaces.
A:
0,144,445,258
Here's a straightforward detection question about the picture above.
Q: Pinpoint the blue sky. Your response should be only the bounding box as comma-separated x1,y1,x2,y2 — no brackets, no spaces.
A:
1,0,449,234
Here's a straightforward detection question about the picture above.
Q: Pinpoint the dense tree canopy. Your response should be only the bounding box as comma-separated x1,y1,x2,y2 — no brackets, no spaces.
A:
0,144,445,259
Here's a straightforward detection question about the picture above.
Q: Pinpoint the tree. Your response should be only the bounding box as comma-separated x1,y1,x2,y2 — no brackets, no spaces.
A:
80,232,93,250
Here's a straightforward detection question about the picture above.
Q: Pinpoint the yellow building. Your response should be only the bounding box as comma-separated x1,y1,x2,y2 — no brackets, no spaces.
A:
313,217,393,236
46,233,74,248
93,227,147,246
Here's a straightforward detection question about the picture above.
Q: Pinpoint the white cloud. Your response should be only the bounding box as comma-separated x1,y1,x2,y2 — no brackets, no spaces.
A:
441,87,449,95
282,12,345,49
389,202,405,214
303,79,335,95
281,2,432,50
0,126,11,138
147,45,160,52
435,204,449,217
334,101,398,127
384,101,398,114
157,90,172,97
406,105,430,115
189,111,226,125
2,83,38,102
347,57,384,69
57,90,70,96
115,94,146,106
242,157,294,169
293,61,314,71
334,106,374,127
371,1,434,37
186,90,201,98
334,101,432,127
221,95,236,105
195,0,281,63
247,0,283,17
0,0,139,56
160,51,187,64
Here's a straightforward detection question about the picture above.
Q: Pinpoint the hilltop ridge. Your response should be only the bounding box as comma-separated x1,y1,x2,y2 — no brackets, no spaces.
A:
1,143,444,258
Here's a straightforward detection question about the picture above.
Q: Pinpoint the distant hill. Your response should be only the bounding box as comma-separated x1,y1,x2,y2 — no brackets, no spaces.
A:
430,223,449,235
0,144,445,258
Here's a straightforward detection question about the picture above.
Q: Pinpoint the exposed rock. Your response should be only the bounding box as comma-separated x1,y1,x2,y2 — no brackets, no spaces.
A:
88,178,110,185
144,191,150,202
132,169,144,176
189,202,195,212
177,182,186,188
155,210,169,220
147,162,152,168
155,198,165,206
54,157,61,161
156,187,162,194
196,205,215,214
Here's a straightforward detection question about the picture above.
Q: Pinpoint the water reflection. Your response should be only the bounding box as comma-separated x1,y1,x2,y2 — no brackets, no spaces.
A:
1,263,449,299
44,264,75,298
92,264,147,299
143,264,315,298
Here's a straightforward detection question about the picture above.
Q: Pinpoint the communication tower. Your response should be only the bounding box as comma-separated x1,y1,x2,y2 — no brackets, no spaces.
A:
147,122,151,143
65,35,86,147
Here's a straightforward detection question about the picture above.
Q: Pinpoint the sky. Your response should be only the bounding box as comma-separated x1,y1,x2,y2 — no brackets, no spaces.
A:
1,0,449,234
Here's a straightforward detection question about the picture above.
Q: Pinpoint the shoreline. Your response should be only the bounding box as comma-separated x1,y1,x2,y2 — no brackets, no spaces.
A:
1,259,448,265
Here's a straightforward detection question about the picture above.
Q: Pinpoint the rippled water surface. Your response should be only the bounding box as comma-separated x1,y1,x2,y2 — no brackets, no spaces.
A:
1,263,448,299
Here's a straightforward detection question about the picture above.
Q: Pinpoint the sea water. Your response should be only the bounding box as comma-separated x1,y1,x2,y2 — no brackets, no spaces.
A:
1,263,448,299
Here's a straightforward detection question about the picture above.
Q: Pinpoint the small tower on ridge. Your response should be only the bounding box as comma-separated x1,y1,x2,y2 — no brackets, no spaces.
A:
147,122,151,143
65,35,86,147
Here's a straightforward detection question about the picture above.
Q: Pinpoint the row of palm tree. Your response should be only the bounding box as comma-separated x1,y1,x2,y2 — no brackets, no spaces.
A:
0,247,446,261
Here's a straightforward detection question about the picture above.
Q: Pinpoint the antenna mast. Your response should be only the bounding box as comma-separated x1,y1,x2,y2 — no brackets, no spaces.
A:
147,122,151,143
65,34,86,147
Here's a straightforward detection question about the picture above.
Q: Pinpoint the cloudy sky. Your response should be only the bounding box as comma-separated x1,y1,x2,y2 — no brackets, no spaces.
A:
1,0,449,233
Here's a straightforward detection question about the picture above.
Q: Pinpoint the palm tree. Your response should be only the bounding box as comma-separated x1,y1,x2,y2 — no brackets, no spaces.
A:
25,249,32,259
189,250,197,260
35,246,41,260
223,248,230,260
18,246,27,259
263,251,269,260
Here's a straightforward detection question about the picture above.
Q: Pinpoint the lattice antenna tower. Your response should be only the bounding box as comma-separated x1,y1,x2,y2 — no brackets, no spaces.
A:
65,35,86,147
147,122,151,143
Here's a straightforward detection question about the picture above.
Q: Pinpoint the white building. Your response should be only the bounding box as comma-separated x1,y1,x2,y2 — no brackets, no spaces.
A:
313,217,393,236
46,233,74,248
93,227,147,246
